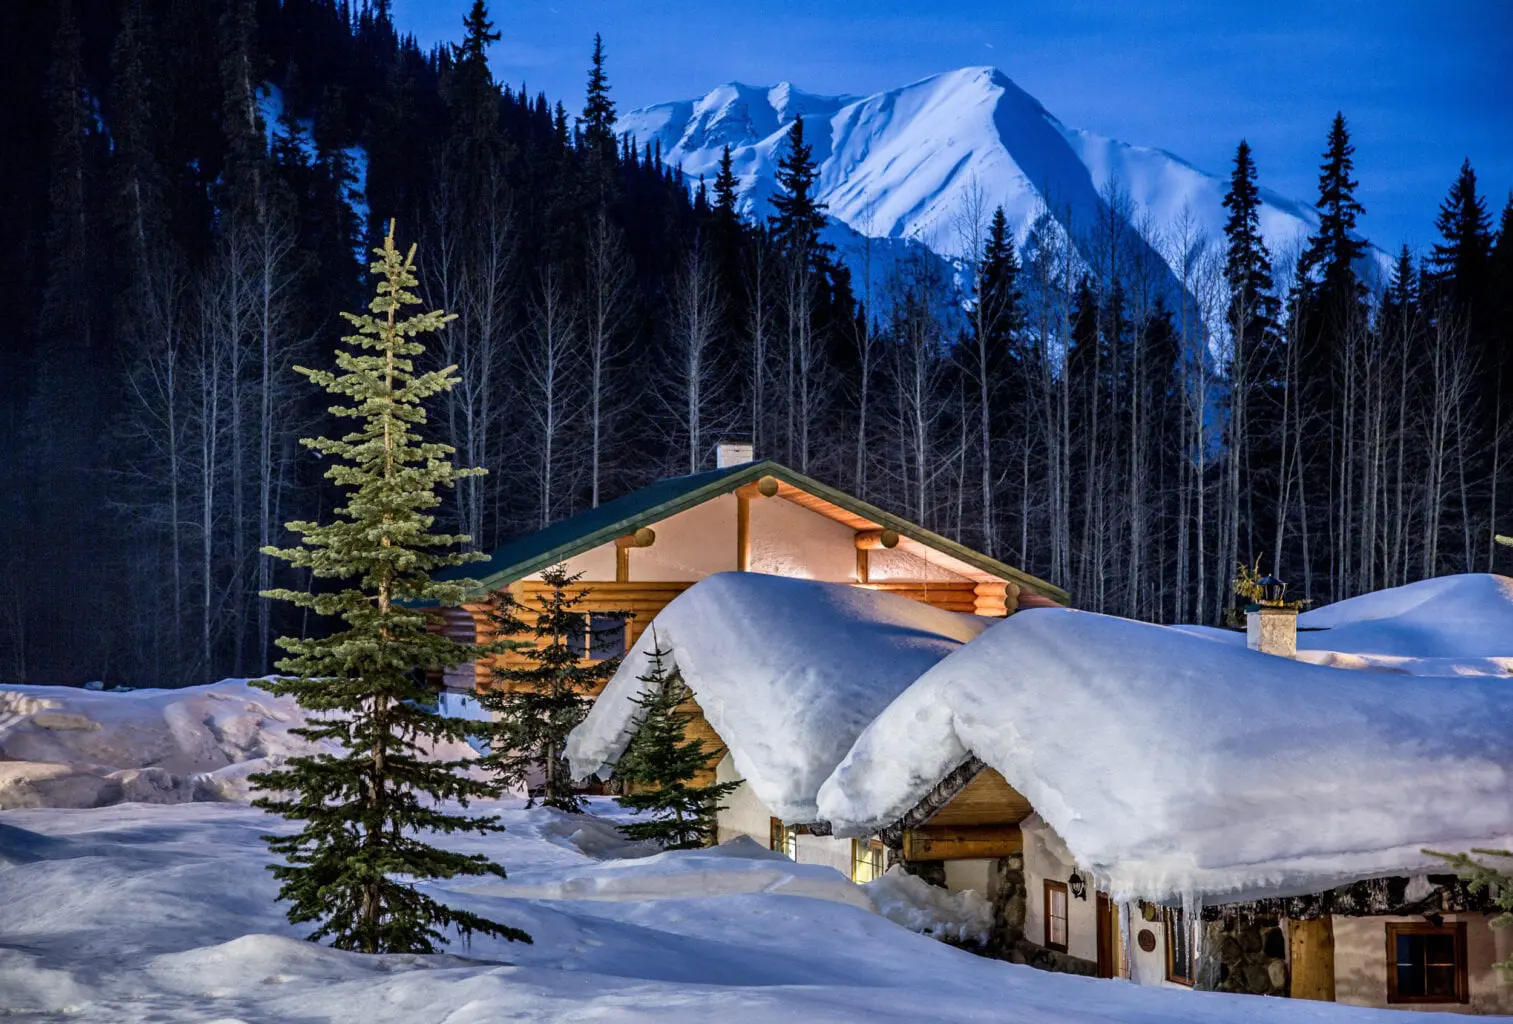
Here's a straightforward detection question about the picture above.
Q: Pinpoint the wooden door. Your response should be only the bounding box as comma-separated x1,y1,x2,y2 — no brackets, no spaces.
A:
1096,891,1117,978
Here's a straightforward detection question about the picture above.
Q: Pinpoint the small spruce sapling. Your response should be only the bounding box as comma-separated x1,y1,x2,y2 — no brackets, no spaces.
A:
613,634,740,849
478,564,619,812
250,221,529,954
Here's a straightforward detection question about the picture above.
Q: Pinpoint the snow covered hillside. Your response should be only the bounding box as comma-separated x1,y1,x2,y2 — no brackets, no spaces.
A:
0,799,1478,1023
620,67,1380,288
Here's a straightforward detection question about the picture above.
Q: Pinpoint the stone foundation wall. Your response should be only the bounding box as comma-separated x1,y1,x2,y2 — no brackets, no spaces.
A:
1196,917,1288,996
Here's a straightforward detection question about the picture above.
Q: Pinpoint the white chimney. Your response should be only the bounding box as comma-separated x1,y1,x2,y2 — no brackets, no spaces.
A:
715,441,754,468
1247,606,1298,658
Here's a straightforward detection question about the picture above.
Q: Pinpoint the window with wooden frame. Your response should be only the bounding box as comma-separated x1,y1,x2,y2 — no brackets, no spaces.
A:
851,837,885,884
769,817,797,859
1044,880,1069,952
1164,907,1194,986
1387,921,1468,1004
562,612,629,661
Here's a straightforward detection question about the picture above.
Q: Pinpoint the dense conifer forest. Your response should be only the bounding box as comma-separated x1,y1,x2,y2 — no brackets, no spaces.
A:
2,0,1510,686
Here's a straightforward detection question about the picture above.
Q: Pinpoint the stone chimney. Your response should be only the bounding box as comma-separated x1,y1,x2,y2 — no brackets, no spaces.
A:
1246,573,1297,657
715,441,754,468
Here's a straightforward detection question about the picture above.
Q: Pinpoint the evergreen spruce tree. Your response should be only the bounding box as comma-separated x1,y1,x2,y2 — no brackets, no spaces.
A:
249,222,530,954
1221,139,1283,549
712,144,740,223
613,636,740,849
1490,194,1513,404
1222,140,1281,341
1429,158,1493,308
768,116,832,270
980,206,1023,346
580,32,616,162
447,0,501,142
477,565,618,812
1296,112,1368,314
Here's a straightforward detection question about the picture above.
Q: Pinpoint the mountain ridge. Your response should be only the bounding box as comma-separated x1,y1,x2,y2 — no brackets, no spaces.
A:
619,66,1380,293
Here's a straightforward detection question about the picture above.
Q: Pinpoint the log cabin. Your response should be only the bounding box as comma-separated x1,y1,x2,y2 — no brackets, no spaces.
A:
434,442,1066,709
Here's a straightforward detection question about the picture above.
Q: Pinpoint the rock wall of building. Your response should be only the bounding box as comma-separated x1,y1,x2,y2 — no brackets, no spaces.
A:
1196,917,1288,996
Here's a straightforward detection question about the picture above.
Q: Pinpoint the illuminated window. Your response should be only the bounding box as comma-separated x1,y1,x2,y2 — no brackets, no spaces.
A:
1165,907,1193,986
769,817,797,859
1044,880,1069,952
1387,922,1467,1004
851,837,885,883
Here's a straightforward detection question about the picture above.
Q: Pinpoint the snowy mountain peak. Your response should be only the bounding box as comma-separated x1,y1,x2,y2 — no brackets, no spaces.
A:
619,66,1377,292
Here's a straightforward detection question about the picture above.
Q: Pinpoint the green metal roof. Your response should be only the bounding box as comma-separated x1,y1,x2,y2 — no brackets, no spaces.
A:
439,459,1069,605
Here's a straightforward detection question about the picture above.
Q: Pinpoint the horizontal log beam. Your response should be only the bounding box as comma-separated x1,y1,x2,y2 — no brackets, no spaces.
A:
855,528,900,550
902,824,1022,861
614,527,657,549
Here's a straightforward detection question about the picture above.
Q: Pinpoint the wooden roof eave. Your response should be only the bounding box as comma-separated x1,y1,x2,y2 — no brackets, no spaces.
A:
874,756,988,848
764,470,1068,604
459,459,1070,606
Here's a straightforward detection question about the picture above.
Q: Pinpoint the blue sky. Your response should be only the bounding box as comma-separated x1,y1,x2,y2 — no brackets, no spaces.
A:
391,0,1513,250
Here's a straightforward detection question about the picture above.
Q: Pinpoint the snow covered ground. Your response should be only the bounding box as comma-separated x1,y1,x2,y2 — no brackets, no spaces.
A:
4,576,1511,1020
1,797,1492,1023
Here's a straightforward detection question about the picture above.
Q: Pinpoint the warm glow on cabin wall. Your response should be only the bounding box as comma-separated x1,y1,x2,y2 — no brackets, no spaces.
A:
522,492,869,584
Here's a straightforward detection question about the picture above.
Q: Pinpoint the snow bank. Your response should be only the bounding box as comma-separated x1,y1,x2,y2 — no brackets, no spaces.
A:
818,608,1513,904
1297,573,1513,658
1,799,1440,1022
566,573,988,822
471,834,873,909
0,679,475,809
863,866,993,945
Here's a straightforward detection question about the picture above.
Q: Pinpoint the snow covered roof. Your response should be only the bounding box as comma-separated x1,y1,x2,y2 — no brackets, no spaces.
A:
1173,574,1513,675
1297,573,1513,658
817,607,1513,904
565,573,990,822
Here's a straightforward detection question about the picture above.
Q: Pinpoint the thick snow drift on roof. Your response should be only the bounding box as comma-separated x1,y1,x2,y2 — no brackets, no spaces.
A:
818,608,1513,903
566,573,988,822
1297,573,1513,658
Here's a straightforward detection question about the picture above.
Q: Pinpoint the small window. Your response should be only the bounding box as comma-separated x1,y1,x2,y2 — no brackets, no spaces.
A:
851,838,885,884
1387,922,1468,1004
1165,907,1194,986
561,612,628,660
588,612,628,660
769,817,797,859
1044,880,1069,952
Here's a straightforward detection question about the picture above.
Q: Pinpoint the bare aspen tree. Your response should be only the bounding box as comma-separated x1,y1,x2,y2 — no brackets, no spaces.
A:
887,251,950,526
954,179,1001,556
744,236,775,457
850,214,881,497
665,239,728,473
251,213,303,667
522,266,580,526
583,208,632,505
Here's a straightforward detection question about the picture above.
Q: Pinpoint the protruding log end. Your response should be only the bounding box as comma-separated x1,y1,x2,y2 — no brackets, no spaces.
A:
855,528,900,550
